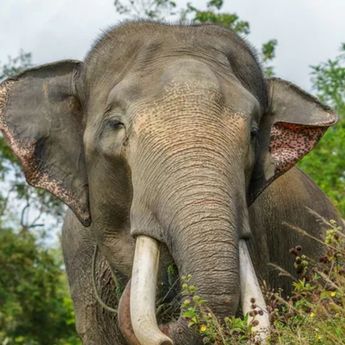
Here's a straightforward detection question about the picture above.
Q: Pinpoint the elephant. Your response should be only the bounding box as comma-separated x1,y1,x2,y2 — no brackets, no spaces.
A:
0,21,343,345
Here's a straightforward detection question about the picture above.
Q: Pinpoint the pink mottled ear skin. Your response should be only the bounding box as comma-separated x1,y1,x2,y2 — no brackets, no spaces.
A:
248,78,337,205
270,123,325,175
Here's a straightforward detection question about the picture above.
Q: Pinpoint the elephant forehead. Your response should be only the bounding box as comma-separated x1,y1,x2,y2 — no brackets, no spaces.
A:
159,58,220,87
130,81,249,129
130,104,249,154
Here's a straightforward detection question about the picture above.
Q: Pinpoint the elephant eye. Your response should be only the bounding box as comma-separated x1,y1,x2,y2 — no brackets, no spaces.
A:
250,127,259,139
105,118,125,130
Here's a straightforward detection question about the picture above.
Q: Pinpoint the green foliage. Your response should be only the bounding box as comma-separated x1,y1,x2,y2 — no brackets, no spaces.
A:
261,39,278,77
181,275,255,344
181,1,250,35
299,45,345,216
0,50,32,81
312,44,345,111
0,227,81,345
181,220,345,344
269,220,345,344
113,0,277,76
114,0,177,19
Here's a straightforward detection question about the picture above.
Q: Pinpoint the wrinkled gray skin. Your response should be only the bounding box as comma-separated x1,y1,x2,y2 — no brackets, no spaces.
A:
0,21,342,345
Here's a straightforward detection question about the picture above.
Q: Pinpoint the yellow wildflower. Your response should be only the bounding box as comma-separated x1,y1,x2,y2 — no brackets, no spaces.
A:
330,291,336,297
310,312,315,318
200,324,207,333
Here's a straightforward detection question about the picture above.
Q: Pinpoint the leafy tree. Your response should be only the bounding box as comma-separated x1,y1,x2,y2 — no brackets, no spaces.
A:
299,45,345,216
261,39,278,77
114,0,177,19
113,0,277,75
0,228,80,345
180,1,250,35
0,51,32,81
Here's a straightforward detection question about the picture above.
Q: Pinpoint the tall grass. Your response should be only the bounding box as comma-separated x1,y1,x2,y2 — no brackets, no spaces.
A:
179,219,345,344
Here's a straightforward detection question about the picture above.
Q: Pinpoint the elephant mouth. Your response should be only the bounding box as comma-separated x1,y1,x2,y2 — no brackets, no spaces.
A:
117,235,270,345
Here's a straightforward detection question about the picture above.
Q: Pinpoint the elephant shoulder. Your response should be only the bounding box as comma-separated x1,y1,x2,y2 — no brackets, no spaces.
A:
249,166,342,224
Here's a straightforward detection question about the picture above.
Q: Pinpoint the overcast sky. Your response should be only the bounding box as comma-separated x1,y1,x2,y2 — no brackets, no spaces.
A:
1,0,345,91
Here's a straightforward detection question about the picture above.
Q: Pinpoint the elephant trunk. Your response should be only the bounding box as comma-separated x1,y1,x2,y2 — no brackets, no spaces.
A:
173,199,241,317
161,193,241,345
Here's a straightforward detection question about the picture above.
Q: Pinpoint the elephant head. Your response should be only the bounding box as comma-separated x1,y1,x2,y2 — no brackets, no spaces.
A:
0,22,336,345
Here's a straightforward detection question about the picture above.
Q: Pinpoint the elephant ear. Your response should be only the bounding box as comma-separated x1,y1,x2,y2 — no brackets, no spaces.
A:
248,77,337,204
0,60,91,226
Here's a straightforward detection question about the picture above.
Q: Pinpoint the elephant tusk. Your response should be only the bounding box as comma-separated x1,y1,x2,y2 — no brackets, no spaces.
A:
130,235,173,345
239,239,270,343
